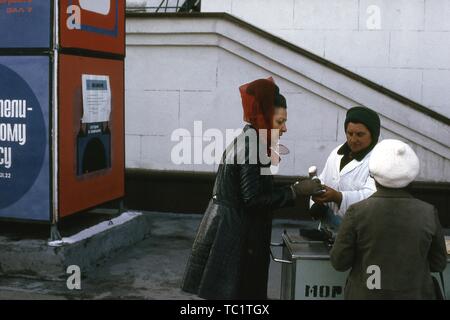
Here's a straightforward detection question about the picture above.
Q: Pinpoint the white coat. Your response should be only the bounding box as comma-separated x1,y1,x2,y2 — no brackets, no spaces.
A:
311,144,377,218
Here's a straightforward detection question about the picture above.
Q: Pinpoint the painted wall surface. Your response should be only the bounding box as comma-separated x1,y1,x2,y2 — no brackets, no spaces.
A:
201,0,450,118
0,1,51,49
58,54,125,218
125,16,450,183
0,56,51,221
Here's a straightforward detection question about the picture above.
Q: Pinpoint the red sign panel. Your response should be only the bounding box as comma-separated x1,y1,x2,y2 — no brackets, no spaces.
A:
59,0,125,56
58,54,124,218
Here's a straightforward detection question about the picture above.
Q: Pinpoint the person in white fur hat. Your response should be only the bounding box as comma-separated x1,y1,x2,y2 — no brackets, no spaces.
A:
369,139,420,188
330,139,447,299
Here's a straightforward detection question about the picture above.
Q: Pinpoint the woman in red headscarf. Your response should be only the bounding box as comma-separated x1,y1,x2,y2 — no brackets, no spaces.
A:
181,78,322,299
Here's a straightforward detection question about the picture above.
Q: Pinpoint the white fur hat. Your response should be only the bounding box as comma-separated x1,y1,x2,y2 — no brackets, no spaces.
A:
369,139,420,188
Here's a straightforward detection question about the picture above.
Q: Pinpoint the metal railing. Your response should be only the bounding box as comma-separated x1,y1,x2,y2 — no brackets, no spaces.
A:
127,0,201,13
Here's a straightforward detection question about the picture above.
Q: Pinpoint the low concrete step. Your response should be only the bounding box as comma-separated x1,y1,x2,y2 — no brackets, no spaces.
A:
0,211,150,281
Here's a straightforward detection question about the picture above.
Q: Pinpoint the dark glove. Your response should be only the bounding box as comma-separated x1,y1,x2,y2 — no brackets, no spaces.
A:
308,203,328,220
291,178,323,197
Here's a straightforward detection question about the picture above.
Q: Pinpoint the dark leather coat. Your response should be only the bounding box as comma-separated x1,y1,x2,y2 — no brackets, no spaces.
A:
181,125,295,299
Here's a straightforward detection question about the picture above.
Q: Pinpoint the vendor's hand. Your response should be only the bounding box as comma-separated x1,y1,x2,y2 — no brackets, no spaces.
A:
311,185,342,206
291,178,323,197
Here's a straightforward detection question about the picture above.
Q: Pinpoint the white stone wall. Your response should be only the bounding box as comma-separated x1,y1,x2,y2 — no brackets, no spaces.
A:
125,16,450,182
125,44,344,176
202,0,450,118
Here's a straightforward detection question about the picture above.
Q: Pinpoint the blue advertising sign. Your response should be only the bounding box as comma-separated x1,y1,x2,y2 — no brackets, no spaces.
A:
0,56,51,221
0,1,51,49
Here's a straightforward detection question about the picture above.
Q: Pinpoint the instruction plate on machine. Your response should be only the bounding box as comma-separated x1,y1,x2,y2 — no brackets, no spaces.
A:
81,74,111,123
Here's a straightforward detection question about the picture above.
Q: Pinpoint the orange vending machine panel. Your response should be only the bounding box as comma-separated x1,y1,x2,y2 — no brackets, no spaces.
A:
58,54,124,218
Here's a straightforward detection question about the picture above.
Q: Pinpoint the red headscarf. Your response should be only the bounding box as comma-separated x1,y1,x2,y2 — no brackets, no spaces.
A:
239,77,276,133
239,78,279,158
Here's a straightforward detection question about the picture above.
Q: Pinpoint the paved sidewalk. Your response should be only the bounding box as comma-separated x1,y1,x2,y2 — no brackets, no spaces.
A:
0,212,313,300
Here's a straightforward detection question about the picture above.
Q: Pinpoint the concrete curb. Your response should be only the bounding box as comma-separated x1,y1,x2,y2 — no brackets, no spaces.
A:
0,213,152,281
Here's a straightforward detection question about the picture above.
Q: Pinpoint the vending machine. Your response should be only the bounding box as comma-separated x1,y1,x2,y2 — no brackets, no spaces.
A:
0,1,125,237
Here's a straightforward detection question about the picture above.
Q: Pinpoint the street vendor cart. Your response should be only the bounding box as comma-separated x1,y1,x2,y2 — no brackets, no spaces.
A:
271,229,450,300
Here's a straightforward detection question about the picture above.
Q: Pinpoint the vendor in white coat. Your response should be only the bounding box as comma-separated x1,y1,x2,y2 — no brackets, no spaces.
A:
310,106,381,230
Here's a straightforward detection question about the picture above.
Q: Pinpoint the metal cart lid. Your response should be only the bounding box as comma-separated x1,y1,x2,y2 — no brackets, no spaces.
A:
282,230,331,260
282,231,450,262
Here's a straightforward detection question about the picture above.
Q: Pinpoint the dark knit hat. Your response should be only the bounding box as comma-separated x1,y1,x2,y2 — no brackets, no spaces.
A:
344,106,381,144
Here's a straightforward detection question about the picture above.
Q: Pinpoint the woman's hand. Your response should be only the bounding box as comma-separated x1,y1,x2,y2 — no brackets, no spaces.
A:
312,185,342,207
291,178,323,197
